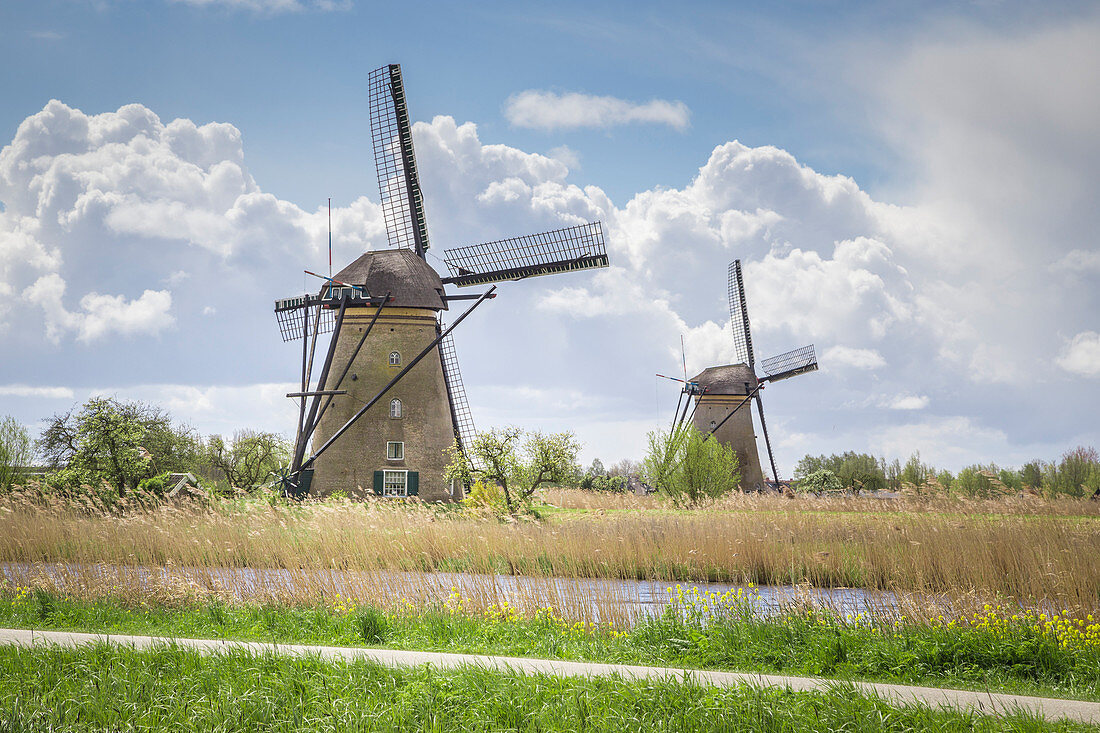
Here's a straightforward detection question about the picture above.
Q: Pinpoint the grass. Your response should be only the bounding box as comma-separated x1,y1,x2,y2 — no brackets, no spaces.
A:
0,642,1093,732
4,586,1099,703
2,490,1098,616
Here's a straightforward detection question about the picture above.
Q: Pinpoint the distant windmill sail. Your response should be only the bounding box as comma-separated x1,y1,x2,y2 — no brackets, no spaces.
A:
368,64,430,257
441,222,608,287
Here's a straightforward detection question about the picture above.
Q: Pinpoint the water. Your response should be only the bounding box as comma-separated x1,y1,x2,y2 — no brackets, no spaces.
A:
4,562,896,620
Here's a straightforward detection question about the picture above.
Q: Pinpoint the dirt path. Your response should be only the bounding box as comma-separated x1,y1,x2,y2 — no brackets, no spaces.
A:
2,628,1098,725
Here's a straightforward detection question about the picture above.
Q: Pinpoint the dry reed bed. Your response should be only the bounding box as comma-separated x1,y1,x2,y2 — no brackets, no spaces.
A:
2,493,1098,615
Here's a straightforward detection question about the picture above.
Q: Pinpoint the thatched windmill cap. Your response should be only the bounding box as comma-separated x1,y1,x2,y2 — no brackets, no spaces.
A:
690,364,759,395
330,249,447,310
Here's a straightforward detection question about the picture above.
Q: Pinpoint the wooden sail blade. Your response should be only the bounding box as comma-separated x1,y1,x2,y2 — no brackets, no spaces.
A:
368,64,430,257
440,222,608,287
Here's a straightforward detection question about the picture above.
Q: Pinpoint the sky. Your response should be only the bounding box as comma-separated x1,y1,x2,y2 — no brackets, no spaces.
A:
1,0,1098,476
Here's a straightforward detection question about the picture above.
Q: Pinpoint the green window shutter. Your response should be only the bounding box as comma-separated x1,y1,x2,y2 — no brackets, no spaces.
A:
372,471,384,496
407,471,419,496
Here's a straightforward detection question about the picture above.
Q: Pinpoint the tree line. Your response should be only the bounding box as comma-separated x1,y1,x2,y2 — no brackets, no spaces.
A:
0,397,290,500
794,448,1100,498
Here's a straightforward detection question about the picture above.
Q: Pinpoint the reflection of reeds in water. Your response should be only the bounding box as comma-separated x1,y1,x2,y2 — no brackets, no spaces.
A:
2,489,1098,616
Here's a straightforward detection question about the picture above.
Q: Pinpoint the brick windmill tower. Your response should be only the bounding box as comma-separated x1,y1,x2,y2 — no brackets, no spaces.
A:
273,64,609,501
667,260,818,490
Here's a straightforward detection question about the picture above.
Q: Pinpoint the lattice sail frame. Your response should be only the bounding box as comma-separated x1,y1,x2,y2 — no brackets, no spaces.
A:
441,222,608,287
274,297,336,342
438,327,477,458
760,344,819,383
727,260,755,368
368,64,430,256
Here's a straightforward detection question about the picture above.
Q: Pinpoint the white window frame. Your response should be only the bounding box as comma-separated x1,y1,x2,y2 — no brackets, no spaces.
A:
389,351,401,366
386,441,404,461
383,469,408,497
389,398,402,418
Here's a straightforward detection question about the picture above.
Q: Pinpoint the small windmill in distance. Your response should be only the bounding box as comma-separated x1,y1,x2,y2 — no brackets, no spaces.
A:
666,260,818,490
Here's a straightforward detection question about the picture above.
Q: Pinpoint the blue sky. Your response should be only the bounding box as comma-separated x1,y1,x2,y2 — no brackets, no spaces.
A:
1,0,1098,474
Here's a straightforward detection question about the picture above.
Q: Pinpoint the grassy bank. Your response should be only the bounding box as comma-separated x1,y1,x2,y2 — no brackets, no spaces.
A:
1,643,1091,732
4,587,1099,703
2,491,1098,615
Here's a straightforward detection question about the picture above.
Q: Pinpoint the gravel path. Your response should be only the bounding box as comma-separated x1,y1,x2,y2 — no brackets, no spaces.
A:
2,628,1098,725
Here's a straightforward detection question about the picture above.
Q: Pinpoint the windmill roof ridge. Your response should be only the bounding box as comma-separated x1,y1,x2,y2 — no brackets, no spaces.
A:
330,248,447,310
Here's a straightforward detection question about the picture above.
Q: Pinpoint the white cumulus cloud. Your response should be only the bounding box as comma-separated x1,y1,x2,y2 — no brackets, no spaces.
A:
1057,331,1100,377
504,90,690,131
0,384,74,399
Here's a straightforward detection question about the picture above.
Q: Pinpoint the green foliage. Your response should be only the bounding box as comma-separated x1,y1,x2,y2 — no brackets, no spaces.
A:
445,428,581,514
1,641,1053,733
643,424,740,507
795,469,844,495
795,451,887,492
1049,446,1100,498
0,416,33,493
953,466,1009,498
204,430,290,493
3,590,1099,708
355,606,390,644
461,479,505,512
37,397,199,496
137,472,169,496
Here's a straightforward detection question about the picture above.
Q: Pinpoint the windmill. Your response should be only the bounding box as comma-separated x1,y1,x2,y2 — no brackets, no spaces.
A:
272,64,609,501
666,260,818,490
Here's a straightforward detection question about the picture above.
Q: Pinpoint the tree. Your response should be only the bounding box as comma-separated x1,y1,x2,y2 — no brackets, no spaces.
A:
1020,461,1044,490
445,427,580,514
0,416,33,492
796,469,844,496
642,424,740,507
205,430,291,492
37,397,199,495
608,458,642,478
1052,446,1100,498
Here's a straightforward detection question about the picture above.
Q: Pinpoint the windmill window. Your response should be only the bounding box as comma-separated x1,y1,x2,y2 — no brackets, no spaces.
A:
387,441,404,460
389,351,401,366
390,399,402,418
383,470,407,497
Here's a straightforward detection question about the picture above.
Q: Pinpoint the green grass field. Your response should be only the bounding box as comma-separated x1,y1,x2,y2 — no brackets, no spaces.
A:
1,643,1092,733
4,588,1098,704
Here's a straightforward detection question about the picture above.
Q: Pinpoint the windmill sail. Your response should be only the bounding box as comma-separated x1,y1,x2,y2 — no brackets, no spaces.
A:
274,296,336,342
368,64,430,257
760,344,818,383
441,222,608,287
438,326,477,456
728,260,755,368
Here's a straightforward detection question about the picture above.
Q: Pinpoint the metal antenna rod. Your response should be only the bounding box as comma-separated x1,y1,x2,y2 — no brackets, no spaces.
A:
301,286,496,471
328,197,332,278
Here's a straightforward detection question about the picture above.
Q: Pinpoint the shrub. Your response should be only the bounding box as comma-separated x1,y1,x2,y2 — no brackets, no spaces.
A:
643,424,740,507
462,479,505,512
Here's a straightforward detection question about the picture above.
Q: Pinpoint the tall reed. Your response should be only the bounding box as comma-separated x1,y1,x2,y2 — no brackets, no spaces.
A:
2,491,1097,615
